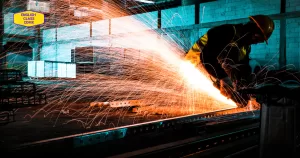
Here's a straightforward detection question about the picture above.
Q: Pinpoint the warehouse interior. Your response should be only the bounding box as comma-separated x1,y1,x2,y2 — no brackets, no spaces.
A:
1,0,300,157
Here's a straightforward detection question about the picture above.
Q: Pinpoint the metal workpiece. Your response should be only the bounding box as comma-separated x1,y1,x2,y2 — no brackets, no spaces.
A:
6,108,260,157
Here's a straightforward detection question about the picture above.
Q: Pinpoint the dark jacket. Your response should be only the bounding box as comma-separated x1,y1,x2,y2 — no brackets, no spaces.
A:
187,24,252,84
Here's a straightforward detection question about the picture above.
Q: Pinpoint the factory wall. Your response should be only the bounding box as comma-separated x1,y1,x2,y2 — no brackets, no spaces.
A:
199,0,280,23
111,11,158,34
285,0,300,70
286,18,300,70
161,5,195,28
40,11,158,63
4,13,35,36
286,0,300,12
161,0,281,69
38,0,300,71
3,13,36,74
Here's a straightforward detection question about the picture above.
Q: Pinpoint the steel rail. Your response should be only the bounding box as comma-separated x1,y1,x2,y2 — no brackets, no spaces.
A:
7,107,259,153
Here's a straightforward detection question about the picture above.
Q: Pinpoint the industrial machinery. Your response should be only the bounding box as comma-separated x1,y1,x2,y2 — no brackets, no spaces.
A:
5,108,261,157
2,83,299,158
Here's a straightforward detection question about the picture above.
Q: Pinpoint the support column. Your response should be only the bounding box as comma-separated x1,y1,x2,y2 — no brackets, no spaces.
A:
32,25,42,61
195,1,200,25
158,10,161,29
181,0,200,25
279,0,286,69
0,0,5,69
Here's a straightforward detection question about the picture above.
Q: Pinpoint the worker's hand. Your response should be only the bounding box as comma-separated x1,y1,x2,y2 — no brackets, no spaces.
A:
220,79,249,107
185,51,200,66
213,80,220,89
220,77,235,99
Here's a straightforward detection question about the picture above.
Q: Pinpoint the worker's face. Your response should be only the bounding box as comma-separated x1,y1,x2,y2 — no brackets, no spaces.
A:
251,33,265,44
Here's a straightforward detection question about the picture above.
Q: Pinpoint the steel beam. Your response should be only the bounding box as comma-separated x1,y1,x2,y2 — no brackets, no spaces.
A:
279,0,286,68
10,108,254,150
35,26,42,61
6,108,259,157
0,0,4,69
158,10,161,29
160,11,300,31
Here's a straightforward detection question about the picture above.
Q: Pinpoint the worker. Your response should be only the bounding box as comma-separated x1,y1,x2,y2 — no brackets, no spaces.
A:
185,15,275,106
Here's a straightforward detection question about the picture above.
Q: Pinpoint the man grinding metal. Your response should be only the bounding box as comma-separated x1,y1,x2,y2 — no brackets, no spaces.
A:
185,15,275,107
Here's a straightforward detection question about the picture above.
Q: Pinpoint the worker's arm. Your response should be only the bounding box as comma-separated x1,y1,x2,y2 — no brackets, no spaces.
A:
218,45,253,89
185,34,208,66
205,25,238,98
235,46,253,87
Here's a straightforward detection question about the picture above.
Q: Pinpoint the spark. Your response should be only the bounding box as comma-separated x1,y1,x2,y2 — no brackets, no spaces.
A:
179,61,236,106
4,0,289,130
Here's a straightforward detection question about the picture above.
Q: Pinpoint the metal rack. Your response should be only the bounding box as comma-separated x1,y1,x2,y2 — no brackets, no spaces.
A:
0,69,22,83
0,69,47,124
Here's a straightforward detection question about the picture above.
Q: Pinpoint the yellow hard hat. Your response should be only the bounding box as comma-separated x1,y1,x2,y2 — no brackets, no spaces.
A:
249,15,275,44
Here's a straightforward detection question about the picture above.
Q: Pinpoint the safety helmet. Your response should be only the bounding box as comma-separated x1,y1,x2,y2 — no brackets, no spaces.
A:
249,15,275,44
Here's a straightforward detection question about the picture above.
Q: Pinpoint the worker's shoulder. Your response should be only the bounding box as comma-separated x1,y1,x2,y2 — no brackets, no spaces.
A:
207,24,237,40
209,24,236,33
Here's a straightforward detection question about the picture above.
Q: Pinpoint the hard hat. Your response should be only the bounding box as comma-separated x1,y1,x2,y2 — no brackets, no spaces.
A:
249,15,275,44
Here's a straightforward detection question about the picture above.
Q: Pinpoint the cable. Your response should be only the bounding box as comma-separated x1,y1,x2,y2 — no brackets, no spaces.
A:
280,80,300,86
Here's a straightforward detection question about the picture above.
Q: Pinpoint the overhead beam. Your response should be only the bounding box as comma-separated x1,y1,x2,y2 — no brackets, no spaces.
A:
159,11,300,31
126,0,216,15
126,0,182,15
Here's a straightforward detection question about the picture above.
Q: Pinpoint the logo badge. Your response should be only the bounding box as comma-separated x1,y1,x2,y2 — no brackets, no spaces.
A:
14,11,44,27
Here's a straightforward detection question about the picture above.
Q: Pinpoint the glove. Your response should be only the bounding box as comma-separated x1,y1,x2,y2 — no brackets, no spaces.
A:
220,77,235,99
221,78,249,107
185,51,200,66
213,79,220,89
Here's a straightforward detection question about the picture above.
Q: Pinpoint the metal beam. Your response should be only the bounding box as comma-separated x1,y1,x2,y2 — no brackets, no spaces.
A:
159,11,300,31
195,1,200,25
0,0,4,69
158,10,161,29
126,0,182,14
279,0,286,69
36,25,42,61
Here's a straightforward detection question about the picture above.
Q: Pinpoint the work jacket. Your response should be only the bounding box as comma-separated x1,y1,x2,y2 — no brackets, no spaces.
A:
186,24,252,84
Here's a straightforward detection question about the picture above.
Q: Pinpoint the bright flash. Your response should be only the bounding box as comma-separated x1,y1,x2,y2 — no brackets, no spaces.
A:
179,61,237,107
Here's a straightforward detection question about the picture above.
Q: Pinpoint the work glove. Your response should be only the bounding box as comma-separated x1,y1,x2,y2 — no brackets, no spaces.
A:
220,77,235,99
185,51,200,66
213,79,220,89
221,78,249,107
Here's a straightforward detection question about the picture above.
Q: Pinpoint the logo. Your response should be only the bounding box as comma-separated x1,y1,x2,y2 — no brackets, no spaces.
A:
14,11,44,27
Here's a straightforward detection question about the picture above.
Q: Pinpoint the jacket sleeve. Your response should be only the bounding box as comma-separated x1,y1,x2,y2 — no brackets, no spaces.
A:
219,45,252,84
218,44,240,81
185,34,208,66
